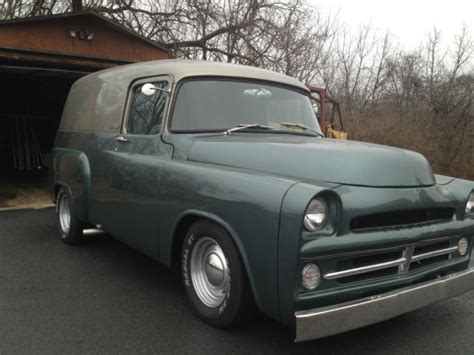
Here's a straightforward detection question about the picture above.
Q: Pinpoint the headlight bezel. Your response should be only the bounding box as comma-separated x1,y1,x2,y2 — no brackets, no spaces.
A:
301,263,322,290
302,192,340,236
465,191,474,217
457,237,469,256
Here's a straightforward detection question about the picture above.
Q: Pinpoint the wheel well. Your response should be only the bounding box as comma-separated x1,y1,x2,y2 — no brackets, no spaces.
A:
171,215,202,271
54,184,64,202
170,214,259,311
53,183,92,226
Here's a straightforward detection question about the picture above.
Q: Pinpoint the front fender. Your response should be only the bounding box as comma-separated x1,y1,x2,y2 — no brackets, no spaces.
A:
442,178,474,218
278,182,338,325
157,160,298,319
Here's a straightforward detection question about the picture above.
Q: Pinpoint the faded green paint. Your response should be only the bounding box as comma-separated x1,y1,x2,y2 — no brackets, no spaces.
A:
51,60,474,327
173,134,435,187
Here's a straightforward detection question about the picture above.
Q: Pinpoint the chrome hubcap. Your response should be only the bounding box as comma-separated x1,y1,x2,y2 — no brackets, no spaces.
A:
58,194,71,234
190,237,229,308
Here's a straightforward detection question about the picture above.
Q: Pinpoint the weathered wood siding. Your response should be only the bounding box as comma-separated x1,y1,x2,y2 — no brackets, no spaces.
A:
0,14,170,68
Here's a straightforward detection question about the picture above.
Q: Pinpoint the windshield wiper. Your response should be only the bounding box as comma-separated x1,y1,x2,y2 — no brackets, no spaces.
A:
224,123,274,136
281,122,324,137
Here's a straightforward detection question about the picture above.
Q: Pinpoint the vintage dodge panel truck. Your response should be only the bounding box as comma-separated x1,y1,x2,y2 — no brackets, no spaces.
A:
51,60,474,341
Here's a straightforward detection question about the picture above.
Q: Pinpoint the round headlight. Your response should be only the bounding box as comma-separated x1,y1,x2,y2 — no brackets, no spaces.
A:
304,197,328,231
458,237,469,256
301,264,321,290
466,193,474,214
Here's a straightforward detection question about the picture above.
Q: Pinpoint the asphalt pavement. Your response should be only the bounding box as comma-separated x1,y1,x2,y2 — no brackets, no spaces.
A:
1,207,473,354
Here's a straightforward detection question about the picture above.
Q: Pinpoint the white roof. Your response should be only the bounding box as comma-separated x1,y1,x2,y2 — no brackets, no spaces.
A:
77,59,308,92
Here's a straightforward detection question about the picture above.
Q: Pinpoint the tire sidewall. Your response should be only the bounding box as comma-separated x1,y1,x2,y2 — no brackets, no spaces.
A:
182,221,244,327
56,188,82,244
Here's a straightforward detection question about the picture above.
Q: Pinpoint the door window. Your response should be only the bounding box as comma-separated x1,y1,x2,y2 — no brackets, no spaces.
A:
127,81,169,135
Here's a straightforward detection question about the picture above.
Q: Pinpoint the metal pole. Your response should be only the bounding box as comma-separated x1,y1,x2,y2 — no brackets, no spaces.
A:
11,124,17,169
30,124,42,169
15,118,24,170
23,117,30,170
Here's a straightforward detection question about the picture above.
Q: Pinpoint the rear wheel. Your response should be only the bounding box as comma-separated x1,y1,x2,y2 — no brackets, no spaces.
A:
56,187,83,245
181,220,253,327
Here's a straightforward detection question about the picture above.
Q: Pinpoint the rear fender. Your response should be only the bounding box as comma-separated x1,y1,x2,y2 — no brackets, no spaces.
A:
52,148,91,221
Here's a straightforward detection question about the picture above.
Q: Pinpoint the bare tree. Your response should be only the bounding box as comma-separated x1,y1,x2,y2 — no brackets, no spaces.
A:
1,0,474,179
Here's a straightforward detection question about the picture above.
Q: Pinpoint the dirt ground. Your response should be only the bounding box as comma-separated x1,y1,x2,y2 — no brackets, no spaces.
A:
0,170,53,211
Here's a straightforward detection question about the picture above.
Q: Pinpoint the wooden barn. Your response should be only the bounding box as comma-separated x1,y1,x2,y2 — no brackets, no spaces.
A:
0,11,171,210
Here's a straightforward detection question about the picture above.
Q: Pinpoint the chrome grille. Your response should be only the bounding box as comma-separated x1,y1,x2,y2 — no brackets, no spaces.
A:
324,237,465,283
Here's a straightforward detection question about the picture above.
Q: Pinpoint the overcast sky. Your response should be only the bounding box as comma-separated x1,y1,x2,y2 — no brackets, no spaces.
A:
311,0,473,51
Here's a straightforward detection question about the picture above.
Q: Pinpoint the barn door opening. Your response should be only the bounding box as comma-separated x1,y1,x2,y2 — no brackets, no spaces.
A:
0,66,86,210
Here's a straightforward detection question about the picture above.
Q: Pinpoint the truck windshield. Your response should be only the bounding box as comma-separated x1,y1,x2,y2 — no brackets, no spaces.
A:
170,79,323,136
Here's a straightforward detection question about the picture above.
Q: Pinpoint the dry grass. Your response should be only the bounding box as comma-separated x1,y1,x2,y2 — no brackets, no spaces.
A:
346,108,474,181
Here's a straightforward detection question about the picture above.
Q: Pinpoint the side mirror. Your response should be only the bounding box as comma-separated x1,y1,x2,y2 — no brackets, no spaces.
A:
141,83,170,96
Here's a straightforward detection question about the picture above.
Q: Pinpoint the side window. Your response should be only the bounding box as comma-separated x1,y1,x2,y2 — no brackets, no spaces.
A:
127,81,168,135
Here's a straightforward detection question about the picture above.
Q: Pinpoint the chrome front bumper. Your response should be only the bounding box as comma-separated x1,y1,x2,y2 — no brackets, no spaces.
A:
295,267,474,342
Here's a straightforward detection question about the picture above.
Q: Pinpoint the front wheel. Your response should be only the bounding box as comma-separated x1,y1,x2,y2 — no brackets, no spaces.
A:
181,221,253,327
56,187,83,245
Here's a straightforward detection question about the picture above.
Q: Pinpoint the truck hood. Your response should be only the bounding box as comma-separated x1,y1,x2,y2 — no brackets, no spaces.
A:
186,134,435,188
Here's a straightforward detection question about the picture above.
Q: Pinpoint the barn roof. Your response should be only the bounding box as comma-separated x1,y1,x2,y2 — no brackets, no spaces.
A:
0,10,171,72
0,10,170,54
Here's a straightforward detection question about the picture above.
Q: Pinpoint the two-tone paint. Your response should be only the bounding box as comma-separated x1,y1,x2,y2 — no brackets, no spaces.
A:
51,60,474,336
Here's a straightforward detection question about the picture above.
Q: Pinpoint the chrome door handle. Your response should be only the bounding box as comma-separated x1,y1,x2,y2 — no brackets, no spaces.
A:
115,135,128,143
